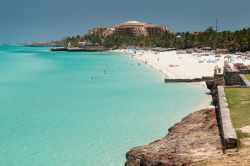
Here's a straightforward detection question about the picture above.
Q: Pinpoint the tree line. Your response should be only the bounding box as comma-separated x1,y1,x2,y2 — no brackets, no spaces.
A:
59,27,250,52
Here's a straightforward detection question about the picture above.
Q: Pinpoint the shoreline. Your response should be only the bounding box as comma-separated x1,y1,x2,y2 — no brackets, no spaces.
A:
99,48,249,164
120,48,250,165
112,49,225,165
113,48,250,110
112,49,217,109
112,49,250,80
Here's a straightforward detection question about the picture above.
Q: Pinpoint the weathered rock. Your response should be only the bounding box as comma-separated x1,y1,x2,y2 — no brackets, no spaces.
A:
206,78,225,106
125,109,223,166
206,78,225,91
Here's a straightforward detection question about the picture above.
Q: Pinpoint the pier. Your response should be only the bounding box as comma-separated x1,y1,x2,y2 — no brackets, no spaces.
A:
164,77,214,83
51,46,108,52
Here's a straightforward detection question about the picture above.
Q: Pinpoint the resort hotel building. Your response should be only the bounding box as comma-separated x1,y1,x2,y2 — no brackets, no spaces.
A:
88,21,172,37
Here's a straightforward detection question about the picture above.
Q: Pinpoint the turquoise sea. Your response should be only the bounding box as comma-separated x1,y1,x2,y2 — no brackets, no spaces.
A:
0,46,210,166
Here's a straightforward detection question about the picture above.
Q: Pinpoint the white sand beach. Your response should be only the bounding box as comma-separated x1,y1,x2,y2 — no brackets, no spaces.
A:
112,49,250,109
113,49,250,79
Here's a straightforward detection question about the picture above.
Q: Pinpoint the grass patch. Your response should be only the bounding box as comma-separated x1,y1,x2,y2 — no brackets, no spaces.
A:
245,74,250,82
225,87,250,128
226,153,239,157
236,130,250,148
236,130,250,139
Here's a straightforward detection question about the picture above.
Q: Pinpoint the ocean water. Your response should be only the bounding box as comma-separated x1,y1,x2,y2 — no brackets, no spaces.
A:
0,46,210,166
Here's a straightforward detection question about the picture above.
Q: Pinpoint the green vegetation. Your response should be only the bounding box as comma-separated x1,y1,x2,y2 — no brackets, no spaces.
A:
225,88,250,128
245,74,250,81
236,130,250,148
60,27,250,52
237,130,250,139
197,87,250,164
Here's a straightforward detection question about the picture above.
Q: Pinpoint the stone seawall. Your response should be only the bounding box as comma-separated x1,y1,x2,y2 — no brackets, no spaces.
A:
164,77,214,83
217,86,238,148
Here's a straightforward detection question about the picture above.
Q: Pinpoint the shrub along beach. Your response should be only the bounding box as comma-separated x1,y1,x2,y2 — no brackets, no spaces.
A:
59,27,250,53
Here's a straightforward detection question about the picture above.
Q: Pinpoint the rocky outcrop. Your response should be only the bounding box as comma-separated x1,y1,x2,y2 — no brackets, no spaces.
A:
125,109,223,166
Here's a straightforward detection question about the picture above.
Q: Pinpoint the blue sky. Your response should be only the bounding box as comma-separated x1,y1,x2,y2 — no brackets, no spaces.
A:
0,0,250,43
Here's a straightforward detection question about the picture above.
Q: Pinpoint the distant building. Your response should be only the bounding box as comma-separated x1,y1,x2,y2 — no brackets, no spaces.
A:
191,32,203,35
88,28,108,35
88,21,172,37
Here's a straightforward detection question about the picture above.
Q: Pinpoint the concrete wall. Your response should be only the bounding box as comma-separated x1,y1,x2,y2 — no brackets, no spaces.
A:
224,70,250,86
224,71,241,86
164,77,214,83
240,69,250,74
217,86,238,149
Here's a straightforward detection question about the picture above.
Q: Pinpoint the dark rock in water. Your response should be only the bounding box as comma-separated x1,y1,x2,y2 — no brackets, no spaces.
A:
125,109,223,166
206,78,225,106
206,78,225,91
